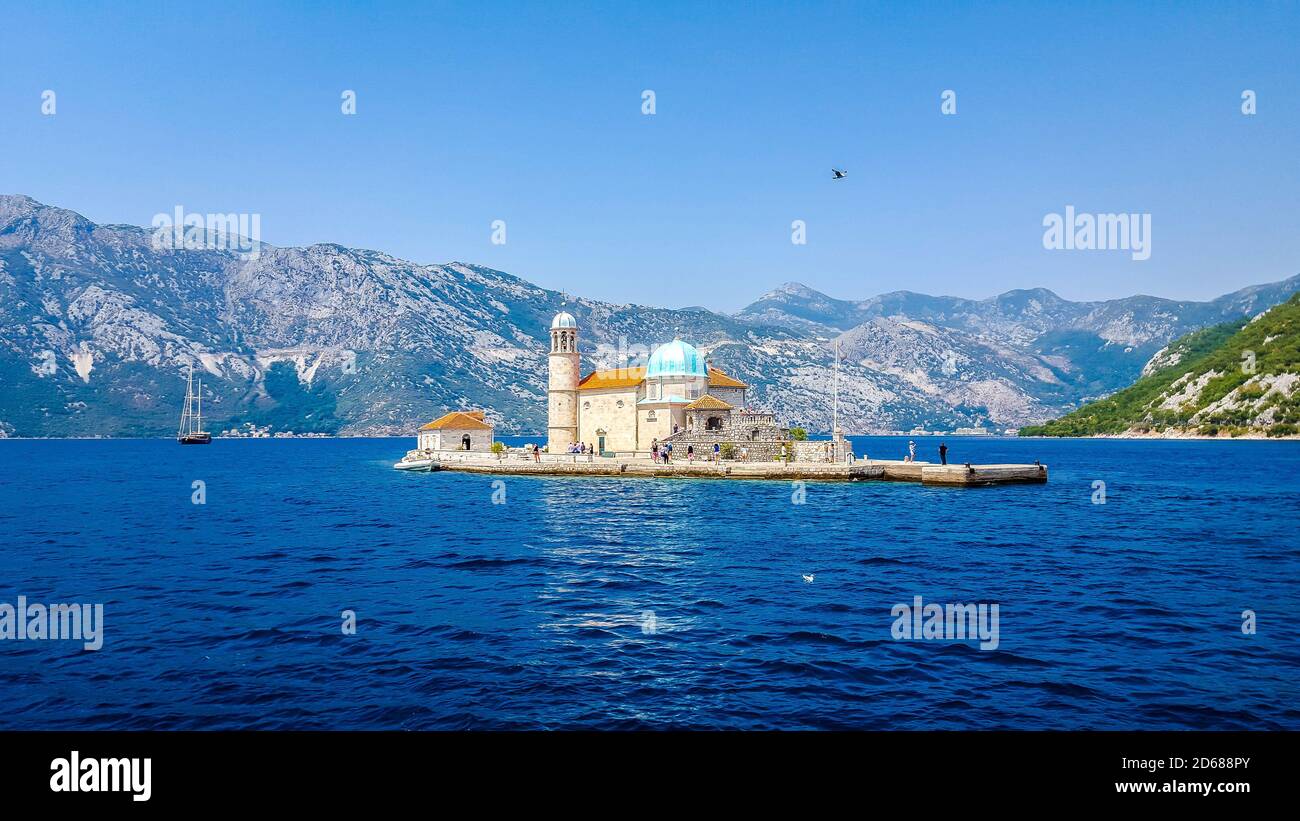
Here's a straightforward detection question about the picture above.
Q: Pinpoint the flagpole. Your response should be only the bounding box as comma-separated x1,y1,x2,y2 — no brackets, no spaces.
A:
832,340,840,460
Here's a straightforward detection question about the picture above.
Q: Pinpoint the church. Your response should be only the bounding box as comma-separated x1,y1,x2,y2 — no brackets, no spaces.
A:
546,311,787,456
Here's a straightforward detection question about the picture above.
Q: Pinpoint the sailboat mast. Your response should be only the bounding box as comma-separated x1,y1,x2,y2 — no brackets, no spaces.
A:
179,365,190,437
197,378,203,433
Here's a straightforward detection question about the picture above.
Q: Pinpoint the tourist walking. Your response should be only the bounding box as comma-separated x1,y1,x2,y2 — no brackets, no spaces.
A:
713,442,720,463
533,443,541,462
907,440,916,463
939,442,948,465
687,444,694,463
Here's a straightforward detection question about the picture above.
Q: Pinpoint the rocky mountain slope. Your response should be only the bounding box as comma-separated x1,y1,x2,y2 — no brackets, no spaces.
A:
740,277,1300,401
2,194,1296,437
1021,293,1300,437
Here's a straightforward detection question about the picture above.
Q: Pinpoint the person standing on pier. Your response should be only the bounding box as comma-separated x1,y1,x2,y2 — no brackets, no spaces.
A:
687,444,695,463
907,440,916,462
939,442,948,465
713,442,720,463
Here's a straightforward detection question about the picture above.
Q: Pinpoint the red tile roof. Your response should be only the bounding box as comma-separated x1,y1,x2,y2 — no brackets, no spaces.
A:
707,366,748,388
578,367,646,390
420,411,493,431
685,394,734,410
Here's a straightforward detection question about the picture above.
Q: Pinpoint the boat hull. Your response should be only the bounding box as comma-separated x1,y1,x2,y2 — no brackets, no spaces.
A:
178,434,212,445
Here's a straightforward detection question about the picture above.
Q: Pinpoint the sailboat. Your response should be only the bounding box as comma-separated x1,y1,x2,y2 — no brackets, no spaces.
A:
177,363,212,445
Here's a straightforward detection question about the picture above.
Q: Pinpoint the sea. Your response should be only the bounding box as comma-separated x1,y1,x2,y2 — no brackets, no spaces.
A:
0,435,1297,730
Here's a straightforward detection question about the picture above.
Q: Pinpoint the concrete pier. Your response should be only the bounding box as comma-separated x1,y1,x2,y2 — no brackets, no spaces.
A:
918,463,1049,486
395,452,1047,487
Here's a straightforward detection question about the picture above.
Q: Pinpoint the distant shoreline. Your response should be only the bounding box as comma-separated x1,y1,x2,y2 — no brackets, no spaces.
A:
0,432,1295,442
1019,431,1300,441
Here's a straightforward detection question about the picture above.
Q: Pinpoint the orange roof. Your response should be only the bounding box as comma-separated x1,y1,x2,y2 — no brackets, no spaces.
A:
578,366,646,390
707,366,748,388
577,365,747,390
419,411,493,431
685,394,734,411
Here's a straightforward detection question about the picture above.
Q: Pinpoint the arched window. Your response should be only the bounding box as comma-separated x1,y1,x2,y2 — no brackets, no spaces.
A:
461,434,471,450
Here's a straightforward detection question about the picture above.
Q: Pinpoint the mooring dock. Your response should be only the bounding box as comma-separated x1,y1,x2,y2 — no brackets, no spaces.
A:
394,453,1047,486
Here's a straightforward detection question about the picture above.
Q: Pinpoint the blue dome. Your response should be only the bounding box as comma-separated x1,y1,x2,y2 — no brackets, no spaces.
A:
551,312,577,330
646,339,707,378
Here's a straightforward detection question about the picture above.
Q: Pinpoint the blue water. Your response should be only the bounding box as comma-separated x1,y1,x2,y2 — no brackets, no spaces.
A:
0,436,1297,730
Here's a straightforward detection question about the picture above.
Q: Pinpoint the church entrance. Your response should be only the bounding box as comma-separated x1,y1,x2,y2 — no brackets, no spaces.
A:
461,434,471,450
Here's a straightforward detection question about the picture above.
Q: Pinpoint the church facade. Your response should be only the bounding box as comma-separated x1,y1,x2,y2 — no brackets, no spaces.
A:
546,312,774,455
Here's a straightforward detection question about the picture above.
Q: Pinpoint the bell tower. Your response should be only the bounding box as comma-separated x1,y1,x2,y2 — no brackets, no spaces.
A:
547,312,580,451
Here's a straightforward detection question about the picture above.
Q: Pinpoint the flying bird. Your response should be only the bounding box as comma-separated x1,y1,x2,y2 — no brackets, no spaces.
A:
831,168,847,180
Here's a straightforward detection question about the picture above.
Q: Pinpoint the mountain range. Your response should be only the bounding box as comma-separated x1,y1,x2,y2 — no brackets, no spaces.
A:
2,194,1297,438
1022,292,1300,437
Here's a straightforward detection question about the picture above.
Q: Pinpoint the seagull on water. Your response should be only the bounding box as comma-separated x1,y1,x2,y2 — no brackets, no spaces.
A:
802,574,815,583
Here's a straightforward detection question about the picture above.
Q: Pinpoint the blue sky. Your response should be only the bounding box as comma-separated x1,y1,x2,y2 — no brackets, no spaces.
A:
2,1,1297,311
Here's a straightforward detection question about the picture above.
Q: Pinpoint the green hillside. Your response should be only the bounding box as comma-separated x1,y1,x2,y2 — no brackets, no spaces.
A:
1022,293,1300,437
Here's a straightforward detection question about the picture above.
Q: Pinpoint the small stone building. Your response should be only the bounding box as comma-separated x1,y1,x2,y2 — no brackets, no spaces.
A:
684,394,735,433
672,394,792,460
417,410,494,452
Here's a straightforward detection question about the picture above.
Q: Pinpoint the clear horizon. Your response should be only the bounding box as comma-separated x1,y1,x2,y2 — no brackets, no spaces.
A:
2,1,1298,311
